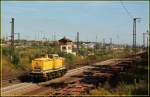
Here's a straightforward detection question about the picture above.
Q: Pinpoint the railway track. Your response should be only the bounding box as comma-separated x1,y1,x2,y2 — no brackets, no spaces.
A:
1,52,146,96
1,82,41,96
1,58,117,96
48,58,133,95
2,78,21,88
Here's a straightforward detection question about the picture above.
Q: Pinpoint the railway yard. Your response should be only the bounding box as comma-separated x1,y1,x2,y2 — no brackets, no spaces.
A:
1,1,149,96
1,51,148,96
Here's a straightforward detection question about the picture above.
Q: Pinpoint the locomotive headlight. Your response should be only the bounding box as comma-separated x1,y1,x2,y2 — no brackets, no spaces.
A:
34,64,41,72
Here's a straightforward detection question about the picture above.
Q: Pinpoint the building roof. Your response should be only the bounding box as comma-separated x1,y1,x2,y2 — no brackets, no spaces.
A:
58,37,72,43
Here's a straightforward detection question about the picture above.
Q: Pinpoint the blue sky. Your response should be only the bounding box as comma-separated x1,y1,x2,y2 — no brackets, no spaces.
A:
1,1,149,45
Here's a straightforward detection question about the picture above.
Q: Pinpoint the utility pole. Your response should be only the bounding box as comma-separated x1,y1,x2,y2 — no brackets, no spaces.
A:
142,32,146,49
53,32,56,46
14,33,20,45
103,38,105,48
15,33,20,41
102,38,106,54
34,32,36,46
6,34,8,41
132,18,141,84
133,18,141,55
77,32,79,54
42,32,47,41
96,35,98,43
18,33,20,41
52,32,53,42
146,30,149,48
95,35,98,51
38,32,39,41
116,35,119,48
10,18,14,50
10,18,15,61
110,38,112,50
54,32,56,42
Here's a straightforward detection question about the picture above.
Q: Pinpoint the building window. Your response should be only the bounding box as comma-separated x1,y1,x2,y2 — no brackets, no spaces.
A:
68,46,72,50
62,47,66,50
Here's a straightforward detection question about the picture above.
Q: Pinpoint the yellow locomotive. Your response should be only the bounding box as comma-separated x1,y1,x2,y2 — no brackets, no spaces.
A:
30,54,67,81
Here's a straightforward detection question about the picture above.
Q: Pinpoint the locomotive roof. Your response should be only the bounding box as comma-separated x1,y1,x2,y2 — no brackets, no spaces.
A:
33,58,51,61
33,57,64,61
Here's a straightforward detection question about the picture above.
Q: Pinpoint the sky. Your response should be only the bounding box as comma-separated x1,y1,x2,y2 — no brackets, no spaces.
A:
1,1,149,45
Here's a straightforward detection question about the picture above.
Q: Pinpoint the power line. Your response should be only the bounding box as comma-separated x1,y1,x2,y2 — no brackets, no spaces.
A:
120,0,133,18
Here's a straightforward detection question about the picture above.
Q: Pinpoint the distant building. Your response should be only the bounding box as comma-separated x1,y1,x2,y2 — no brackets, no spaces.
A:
87,42,95,49
58,37,73,54
81,43,88,48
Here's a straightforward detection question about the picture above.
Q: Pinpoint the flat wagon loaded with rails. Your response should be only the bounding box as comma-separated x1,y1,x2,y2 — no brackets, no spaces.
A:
30,54,67,81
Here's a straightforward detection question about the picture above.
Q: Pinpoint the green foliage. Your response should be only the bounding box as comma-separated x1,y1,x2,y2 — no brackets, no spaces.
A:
2,46,61,70
47,46,60,54
95,49,107,56
11,53,21,68
2,47,11,56
2,47,22,68
79,46,88,56
89,79,148,95
62,53,76,69
64,53,76,63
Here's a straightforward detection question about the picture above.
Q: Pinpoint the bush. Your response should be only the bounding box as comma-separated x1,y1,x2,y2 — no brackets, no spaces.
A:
2,47,11,56
11,53,21,67
64,53,75,63
63,53,76,69
47,46,60,54
79,47,88,56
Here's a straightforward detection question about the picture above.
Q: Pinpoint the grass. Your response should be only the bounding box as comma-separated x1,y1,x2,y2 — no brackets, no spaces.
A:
89,80,148,96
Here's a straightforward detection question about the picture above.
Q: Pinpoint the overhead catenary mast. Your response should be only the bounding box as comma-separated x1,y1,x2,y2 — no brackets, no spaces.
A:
10,18,15,61
147,30,149,48
142,32,146,48
10,18,15,51
103,38,105,49
54,32,56,42
110,38,112,49
77,32,79,54
133,18,141,54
